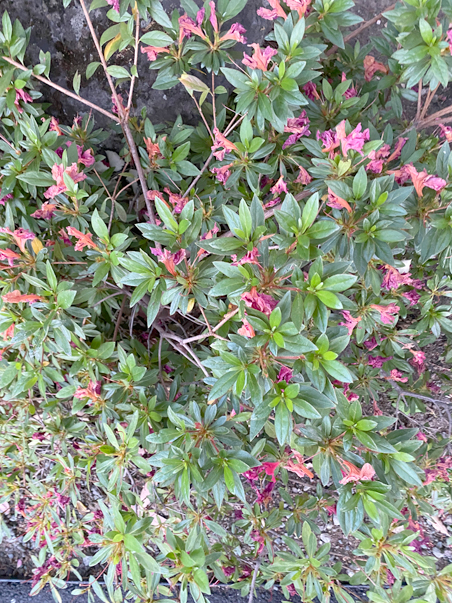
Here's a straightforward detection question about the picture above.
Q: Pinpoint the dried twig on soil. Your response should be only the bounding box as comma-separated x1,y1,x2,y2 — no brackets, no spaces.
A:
248,560,261,603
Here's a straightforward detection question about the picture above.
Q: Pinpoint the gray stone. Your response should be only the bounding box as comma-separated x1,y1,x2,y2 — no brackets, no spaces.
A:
432,547,444,559
320,534,331,543
1,0,270,130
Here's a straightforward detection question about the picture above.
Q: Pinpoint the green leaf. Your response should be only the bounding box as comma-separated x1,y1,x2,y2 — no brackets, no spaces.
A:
208,371,239,402
57,290,76,309
73,71,81,95
106,65,130,79
91,208,109,240
140,31,173,47
316,290,342,309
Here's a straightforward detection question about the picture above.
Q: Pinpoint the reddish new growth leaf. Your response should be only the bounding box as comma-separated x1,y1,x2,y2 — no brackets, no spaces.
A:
2,290,45,304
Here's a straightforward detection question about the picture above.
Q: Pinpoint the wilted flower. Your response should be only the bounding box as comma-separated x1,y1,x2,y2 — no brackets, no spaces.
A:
66,226,99,251
317,129,339,156
386,369,408,383
366,144,390,174
294,166,312,184
75,381,102,404
211,163,233,185
241,287,278,316
151,248,186,276
111,93,125,115
257,0,287,20
141,45,170,62
106,0,119,11
242,44,278,71
231,248,260,266
144,138,163,165
381,265,412,290
341,72,357,99
179,14,206,38
303,81,320,100
49,116,63,136
285,0,311,17
164,187,187,214
44,163,86,199
370,303,400,325
339,311,361,336
14,88,32,113
282,111,310,148
402,164,447,197
220,23,247,44
364,55,388,81
368,355,392,368
439,124,452,142
237,319,255,338
284,450,314,479
387,137,408,162
277,366,293,382
270,175,288,195
337,121,370,156
0,227,35,253
339,460,375,484
327,189,352,212
211,128,239,161
0,248,21,267
447,28,452,54
0,193,13,206
364,336,379,350
31,202,57,219
2,290,45,304
410,350,426,373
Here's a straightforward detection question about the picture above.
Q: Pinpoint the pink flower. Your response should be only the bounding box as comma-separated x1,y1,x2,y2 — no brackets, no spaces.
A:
337,121,370,156
141,45,170,61
220,23,247,44
370,303,400,325
364,336,378,350
74,381,102,403
303,82,320,100
386,369,408,383
285,0,311,17
151,248,186,276
271,175,288,195
368,355,392,368
410,350,426,373
363,55,388,81
417,432,428,442
339,460,375,484
231,248,260,266
402,164,447,197
391,164,412,186
366,144,390,174
257,0,287,20
196,7,205,24
209,1,219,32
49,117,63,136
112,93,125,115
44,163,86,199
327,189,352,212
439,124,452,142
211,163,233,185
447,28,452,54
0,248,21,267
164,188,187,214
0,227,35,253
263,196,280,209
59,228,71,245
381,265,412,290
286,584,297,598
284,450,314,479
282,111,310,148
237,319,255,338
14,88,32,113
106,0,119,11
277,366,293,382
179,14,204,38
294,166,312,185
341,72,357,99
243,44,278,71
222,566,235,577
402,290,421,306
66,227,98,251
0,194,13,206
387,137,408,162
241,287,278,316
339,311,361,336
317,129,339,156
211,127,239,161
31,202,56,219
262,461,280,482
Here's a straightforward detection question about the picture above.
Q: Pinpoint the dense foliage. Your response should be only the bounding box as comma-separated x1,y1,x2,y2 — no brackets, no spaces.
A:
1,0,452,601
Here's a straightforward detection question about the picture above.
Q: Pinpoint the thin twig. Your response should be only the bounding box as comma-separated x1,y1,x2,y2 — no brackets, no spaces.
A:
248,561,261,603
93,291,122,307
1,56,119,122
416,79,423,122
182,152,214,199
193,95,214,141
326,4,396,56
182,307,239,344
127,3,140,115
420,83,440,120
78,0,157,226
113,295,127,341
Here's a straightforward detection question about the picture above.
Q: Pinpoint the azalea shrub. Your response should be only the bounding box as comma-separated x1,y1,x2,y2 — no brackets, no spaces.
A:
2,0,452,601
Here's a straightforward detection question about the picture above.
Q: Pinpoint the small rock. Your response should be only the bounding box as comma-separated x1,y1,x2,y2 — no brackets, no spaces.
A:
433,547,444,559
320,534,331,543
333,516,340,526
